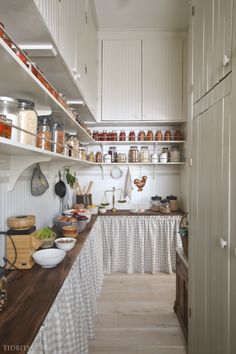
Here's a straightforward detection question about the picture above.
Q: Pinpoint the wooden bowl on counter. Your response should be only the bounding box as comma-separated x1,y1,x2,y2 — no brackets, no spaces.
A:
62,225,78,238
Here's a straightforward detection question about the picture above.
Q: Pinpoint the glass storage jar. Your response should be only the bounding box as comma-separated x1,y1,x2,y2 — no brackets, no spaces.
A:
129,146,139,163
36,116,52,151
96,151,103,163
118,153,127,163
166,195,178,212
18,99,38,146
129,130,136,141
0,96,19,141
151,196,162,211
0,114,12,139
155,130,163,141
140,146,150,163
108,147,118,163
78,147,87,160
170,145,180,162
138,130,146,141
164,130,172,141
160,199,171,213
66,133,79,158
52,122,65,154
119,130,126,141
147,130,154,141
92,130,99,141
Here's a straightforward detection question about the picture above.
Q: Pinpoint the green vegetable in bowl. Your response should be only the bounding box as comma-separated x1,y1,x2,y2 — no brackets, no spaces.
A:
37,227,54,240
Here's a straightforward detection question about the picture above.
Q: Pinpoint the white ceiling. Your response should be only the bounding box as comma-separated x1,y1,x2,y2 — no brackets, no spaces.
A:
94,0,189,31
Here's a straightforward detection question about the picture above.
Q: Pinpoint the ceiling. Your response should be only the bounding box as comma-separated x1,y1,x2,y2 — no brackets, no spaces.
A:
94,0,189,31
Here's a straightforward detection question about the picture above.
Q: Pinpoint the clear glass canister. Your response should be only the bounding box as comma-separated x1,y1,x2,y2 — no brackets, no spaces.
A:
140,146,149,163
70,134,80,158
36,116,52,151
170,145,180,162
129,146,139,162
0,96,19,141
18,99,38,146
78,147,87,160
108,147,118,163
167,195,178,212
151,196,162,211
160,199,171,213
0,114,12,139
52,122,65,154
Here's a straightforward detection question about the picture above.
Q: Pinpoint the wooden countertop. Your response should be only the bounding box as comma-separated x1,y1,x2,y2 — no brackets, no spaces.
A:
99,209,185,216
0,210,185,353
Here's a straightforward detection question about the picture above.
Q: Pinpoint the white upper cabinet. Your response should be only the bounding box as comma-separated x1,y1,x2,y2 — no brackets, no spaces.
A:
101,40,142,121
192,0,233,103
142,38,183,121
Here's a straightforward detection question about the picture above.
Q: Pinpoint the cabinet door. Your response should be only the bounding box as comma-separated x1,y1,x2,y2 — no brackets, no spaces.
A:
58,0,77,75
34,0,60,46
101,40,141,121
75,0,88,99
142,38,183,121
190,96,230,354
86,0,98,117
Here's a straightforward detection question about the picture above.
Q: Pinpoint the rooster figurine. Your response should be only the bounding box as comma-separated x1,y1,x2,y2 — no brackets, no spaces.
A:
134,176,147,192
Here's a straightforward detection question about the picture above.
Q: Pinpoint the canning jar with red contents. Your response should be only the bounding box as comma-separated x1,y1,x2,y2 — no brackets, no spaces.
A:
111,130,117,141
147,130,154,141
92,130,99,141
119,130,126,141
0,23,13,48
129,130,136,141
102,130,108,141
138,130,146,141
0,114,12,139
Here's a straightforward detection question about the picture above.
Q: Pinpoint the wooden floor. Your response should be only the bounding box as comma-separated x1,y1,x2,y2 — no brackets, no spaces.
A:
88,273,187,354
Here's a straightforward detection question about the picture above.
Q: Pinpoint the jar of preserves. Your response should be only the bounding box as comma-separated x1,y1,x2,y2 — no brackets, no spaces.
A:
102,130,108,141
166,195,178,212
155,130,163,141
18,99,38,146
108,147,118,162
52,122,65,154
119,130,126,141
0,114,12,139
140,146,150,163
129,146,139,163
160,199,171,213
111,130,117,141
174,130,182,141
92,130,99,141
129,130,136,141
12,48,29,67
0,97,19,142
138,130,146,141
164,130,172,141
147,130,154,141
96,151,103,163
170,145,180,162
36,116,52,151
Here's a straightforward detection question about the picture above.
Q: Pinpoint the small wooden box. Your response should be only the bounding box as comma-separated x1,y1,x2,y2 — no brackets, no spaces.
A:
6,233,42,269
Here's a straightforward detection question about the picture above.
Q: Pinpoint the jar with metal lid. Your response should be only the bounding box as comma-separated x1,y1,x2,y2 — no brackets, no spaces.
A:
111,130,117,141
162,147,170,162
102,130,108,141
52,122,65,154
18,99,38,146
0,267,7,312
93,130,99,141
160,151,168,164
96,151,103,163
170,145,180,162
0,96,19,141
151,153,159,163
119,130,126,141
140,146,150,163
166,195,178,212
88,151,95,162
151,196,162,211
138,130,146,141
118,153,127,163
0,114,12,139
36,116,52,151
147,130,154,141
160,199,171,213
78,147,87,160
129,130,136,141
129,146,139,163
164,130,172,141
66,133,79,158
155,130,163,141
104,154,112,163
108,147,118,163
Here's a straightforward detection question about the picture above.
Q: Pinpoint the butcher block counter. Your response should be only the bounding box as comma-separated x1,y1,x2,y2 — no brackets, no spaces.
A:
0,210,184,354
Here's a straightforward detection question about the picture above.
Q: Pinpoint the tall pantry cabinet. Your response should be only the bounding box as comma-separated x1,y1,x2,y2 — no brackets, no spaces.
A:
189,0,234,354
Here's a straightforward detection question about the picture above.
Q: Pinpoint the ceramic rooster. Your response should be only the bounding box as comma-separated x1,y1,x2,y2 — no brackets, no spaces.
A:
134,176,147,192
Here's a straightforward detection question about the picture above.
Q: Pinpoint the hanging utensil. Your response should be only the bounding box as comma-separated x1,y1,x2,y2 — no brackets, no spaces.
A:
55,171,66,213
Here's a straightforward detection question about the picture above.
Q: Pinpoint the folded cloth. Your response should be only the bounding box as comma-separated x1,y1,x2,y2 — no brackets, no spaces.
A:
124,167,132,199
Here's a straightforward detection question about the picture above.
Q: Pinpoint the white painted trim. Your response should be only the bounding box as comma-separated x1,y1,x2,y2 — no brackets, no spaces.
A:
98,30,187,40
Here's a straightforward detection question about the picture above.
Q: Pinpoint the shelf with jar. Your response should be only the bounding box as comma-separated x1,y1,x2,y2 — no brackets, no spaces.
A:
0,26,95,144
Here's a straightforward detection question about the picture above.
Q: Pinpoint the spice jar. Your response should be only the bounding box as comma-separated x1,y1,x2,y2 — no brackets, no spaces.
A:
0,97,19,141
52,122,65,154
93,130,99,141
129,146,139,163
155,130,163,141
164,130,172,141
140,146,150,163
0,268,7,312
138,130,146,141
147,130,154,141
129,130,136,141
0,114,12,139
18,99,38,146
160,199,171,213
167,195,178,212
108,147,118,162
96,151,103,163
119,130,126,141
36,116,52,151
170,145,180,162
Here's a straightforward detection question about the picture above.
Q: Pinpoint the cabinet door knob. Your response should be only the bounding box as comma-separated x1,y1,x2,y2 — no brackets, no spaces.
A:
220,238,227,249
223,54,230,67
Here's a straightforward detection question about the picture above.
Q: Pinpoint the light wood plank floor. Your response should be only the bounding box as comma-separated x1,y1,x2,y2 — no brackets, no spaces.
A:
88,273,187,354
